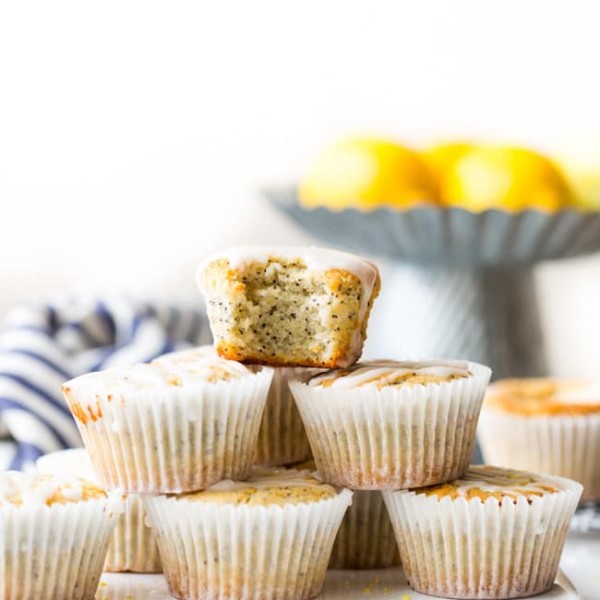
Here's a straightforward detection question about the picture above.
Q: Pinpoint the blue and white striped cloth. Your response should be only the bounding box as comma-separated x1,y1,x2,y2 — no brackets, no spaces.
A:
0,296,208,471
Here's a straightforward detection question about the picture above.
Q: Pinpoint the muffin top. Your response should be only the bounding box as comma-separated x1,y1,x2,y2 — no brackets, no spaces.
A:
173,467,338,506
152,346,257,380
485,378,600,416
62,349,262,423
417,465,563,503
308,360,471,389
36,448,98,483
0,471,106,506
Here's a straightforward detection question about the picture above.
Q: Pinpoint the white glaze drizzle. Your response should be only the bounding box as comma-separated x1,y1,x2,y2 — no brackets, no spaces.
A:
63,348,256,397
435,465,565,496
153,346,255,377
36,448,99,484
308,359,471,389
0,471,91,505
554,381,600,405
201,467,331,494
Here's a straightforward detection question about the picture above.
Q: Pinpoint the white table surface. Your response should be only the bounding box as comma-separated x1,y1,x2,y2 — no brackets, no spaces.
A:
95,531,600,600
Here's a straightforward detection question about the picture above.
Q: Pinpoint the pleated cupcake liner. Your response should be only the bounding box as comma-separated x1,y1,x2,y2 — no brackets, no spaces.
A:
0,496,123,600
266,187,600,266
382,476,582,599
290,362,491,489
104,493,162,573
143,490,352,600
35,448,162,573
329,490,400,569
478,409,600,502
65,370,273,493
255,368,316,467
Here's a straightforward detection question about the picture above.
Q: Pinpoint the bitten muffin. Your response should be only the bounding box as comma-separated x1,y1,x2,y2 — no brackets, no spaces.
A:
36,448,162,573
62,355,273,493
383,465,582,599
478,377,600,502
0,471,122,600
197,245,381,368
143,467,352,600
291,359,491,489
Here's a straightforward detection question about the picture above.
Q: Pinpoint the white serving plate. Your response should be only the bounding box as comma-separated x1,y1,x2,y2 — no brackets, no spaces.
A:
96,568,578,600
96,530,600,599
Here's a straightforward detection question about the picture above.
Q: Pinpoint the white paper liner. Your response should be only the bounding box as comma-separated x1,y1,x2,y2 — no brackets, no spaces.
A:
382,476,582,599
478,408,600,502
143,489,352,600
66,370,273,493
255,368,315,466
329,490,400,569
290,361,491,489
105,493,162,573
0,495,123,600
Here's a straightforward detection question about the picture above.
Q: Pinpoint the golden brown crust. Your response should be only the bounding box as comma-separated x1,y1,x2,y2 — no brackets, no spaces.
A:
485,378,600,416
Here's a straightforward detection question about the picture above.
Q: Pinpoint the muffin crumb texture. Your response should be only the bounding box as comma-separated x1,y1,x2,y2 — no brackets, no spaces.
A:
198,247,380,368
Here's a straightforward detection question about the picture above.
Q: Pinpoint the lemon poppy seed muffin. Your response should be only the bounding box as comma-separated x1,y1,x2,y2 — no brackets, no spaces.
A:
62,352,273,493
144,467,352,600
291,359,491,489
0,471,123,600
197,246,380,368
37,448,162,574
383,465,582,599
479,377,600,501
295,459,400,569
255,366,319,466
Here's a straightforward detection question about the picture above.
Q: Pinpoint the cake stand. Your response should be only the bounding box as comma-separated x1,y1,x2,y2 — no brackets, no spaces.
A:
265,187,600,379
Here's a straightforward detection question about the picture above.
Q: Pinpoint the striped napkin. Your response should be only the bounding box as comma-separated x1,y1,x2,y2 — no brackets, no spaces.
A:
0,296,208,471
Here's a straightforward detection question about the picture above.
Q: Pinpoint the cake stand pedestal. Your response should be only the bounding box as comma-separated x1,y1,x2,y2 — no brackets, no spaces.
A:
375,265,545,379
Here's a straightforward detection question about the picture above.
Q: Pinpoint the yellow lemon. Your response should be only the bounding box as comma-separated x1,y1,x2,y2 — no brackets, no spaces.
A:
440,145,574,212
422,141,473,176
553,144,600,210
299,138,438,210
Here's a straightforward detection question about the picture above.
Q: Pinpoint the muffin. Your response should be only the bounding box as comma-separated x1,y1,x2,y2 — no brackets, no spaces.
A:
329,490,400,569
36,448,162,573
255,367,317,466
197,245,380,368
478,377,600,502
290,359,491,489
143,467,352,600
0,471,123,600
62,355,273,493
383,465,582,599
295,459,399,569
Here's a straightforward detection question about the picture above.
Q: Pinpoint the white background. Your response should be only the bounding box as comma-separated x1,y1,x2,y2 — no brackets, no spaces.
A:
0,0,599,375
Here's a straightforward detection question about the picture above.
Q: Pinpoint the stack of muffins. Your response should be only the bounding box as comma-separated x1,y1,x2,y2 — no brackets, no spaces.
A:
1,245,586,600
